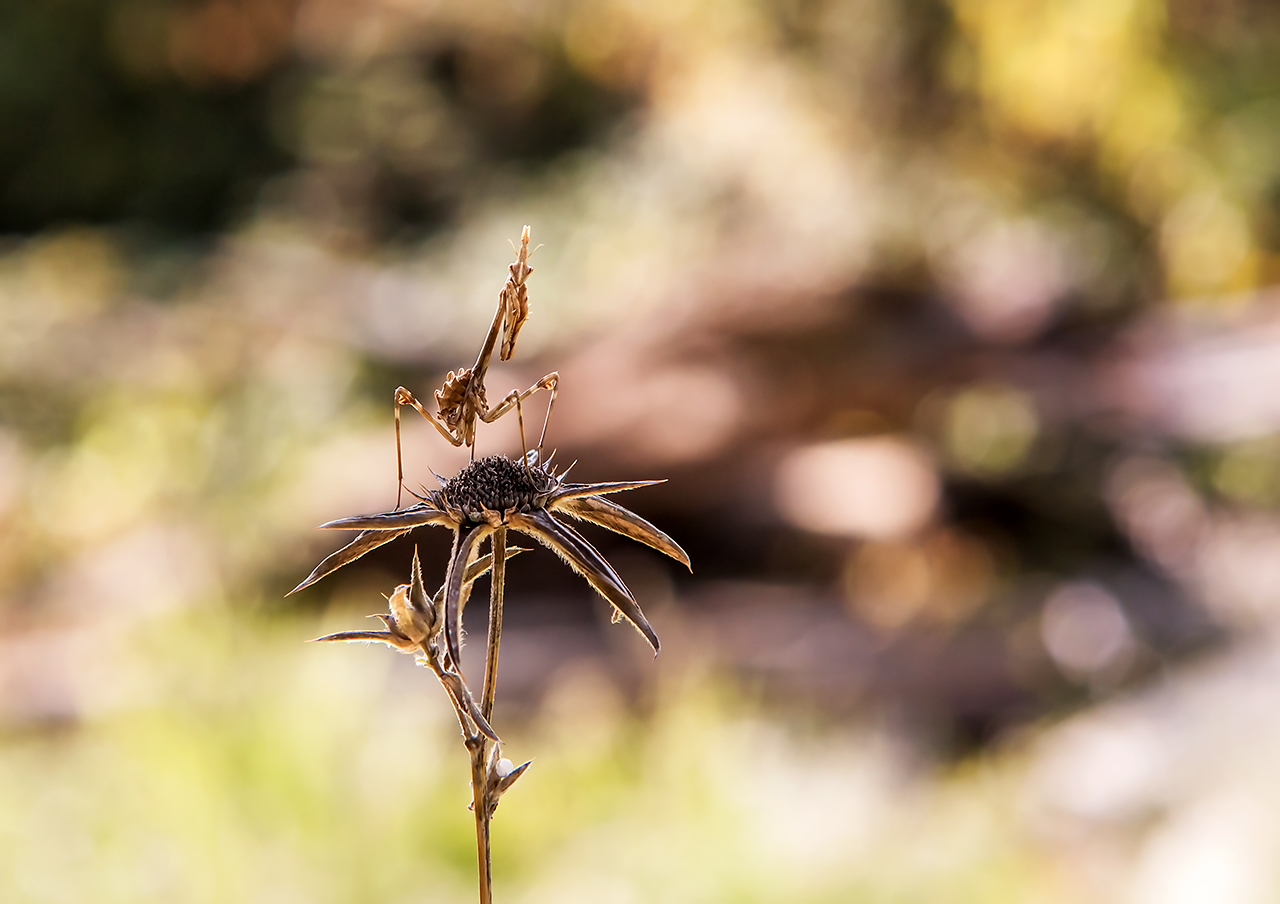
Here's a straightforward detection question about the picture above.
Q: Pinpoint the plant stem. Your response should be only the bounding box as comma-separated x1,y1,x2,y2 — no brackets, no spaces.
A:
468,735,492,904
482,528,506,721
470,527,506,904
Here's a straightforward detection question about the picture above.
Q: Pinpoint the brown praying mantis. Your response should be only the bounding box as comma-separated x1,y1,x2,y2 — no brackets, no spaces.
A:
394,226,559,507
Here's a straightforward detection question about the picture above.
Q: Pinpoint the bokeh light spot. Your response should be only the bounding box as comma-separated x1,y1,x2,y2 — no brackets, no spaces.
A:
942,383,1038,476
1041,581,1134,681
775,437,939,540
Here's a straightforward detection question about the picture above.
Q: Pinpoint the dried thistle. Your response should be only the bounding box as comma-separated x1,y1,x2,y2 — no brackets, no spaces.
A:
298,454,687,902
292,451,690,665
297,227,689,903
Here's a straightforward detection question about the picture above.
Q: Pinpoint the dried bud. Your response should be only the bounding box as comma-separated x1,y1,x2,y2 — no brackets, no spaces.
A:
387,583,431,645
484,743,532,817
408,546,438,634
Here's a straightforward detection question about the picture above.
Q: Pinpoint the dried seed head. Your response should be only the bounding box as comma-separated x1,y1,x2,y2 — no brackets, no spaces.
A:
387,583,431,644
443,454,555,522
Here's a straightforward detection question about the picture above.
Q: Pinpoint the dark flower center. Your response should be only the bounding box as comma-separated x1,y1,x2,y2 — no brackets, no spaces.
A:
444,454,548,521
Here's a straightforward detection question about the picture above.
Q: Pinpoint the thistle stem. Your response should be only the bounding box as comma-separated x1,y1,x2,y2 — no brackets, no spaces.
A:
470,527,506,904
468,736,492,904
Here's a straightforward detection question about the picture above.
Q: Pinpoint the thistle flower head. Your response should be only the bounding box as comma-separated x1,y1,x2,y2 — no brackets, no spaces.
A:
292,453,690,671
437,454,556,524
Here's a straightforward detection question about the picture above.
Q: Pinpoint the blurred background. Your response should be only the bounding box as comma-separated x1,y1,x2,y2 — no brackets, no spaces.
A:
3,0,1280,900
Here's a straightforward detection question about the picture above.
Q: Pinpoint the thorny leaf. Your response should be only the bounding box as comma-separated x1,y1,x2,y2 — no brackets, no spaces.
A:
509,509,660,653
310,628,417,651
556,494,691,570
549,479,666,503
319,506,453,532
288,528,411,596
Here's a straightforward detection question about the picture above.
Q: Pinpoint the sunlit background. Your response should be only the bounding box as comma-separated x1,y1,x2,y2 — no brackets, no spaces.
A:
4,0,1280,900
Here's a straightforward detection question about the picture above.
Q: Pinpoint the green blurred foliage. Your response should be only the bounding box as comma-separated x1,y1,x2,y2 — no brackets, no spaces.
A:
0,1,289,232
0,606,1076,903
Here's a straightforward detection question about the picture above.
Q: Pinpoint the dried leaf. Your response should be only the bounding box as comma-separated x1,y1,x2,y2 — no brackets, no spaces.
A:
556,495,691,569
510,510,659,653
550,479,666,503
289,528,410,595
309,630,417,651
319,506,452,531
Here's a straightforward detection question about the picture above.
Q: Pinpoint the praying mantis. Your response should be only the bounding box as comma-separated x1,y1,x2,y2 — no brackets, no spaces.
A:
394,226,559,507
